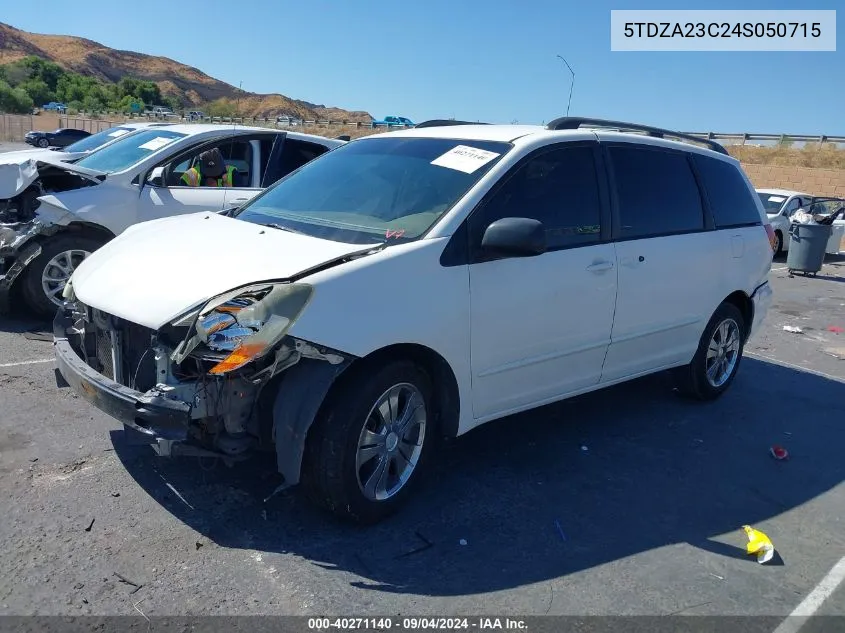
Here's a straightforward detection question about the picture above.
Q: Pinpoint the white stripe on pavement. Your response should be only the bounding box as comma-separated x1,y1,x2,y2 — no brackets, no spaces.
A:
745,351,845,385
772,555,845,633
0,358,54,368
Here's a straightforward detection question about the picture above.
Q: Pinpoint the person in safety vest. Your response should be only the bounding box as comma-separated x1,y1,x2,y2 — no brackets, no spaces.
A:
181,148,237,187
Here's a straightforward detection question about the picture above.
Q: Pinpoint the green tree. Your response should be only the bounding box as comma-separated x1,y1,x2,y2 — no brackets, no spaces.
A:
0,80,35,113
18,78,55,106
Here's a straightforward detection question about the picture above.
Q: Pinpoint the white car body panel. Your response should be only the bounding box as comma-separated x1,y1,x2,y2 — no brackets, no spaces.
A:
469,243,617,419
70,212,371,329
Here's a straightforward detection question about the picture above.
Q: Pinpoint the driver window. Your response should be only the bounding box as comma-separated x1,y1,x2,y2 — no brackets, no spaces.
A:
164,140,253,187
469,144,603,259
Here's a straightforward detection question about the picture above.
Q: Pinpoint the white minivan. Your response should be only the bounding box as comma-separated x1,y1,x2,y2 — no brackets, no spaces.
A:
54,118,775,523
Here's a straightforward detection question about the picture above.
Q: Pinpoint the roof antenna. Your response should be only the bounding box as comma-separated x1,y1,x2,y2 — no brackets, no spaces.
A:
556,55,575,117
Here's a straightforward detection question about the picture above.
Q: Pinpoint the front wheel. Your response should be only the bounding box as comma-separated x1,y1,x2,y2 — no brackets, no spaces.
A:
301,359,437,523
773,230,783,257
674,302,746,400
21,235,105,317
37,137,50,148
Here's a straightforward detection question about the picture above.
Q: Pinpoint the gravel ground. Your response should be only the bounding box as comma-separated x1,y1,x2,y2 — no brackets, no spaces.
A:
0,208,843,621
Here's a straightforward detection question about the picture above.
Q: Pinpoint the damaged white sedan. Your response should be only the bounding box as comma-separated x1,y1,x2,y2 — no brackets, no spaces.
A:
54,119,773,523
1,124,342,315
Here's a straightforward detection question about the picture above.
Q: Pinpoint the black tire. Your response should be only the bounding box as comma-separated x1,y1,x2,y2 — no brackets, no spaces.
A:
37,138,49,148
773,230,783,257
674,302,746,401
301,359,438,524
21,235,105,318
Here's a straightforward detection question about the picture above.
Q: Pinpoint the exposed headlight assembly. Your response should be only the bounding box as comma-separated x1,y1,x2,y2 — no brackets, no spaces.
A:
173,283,313,375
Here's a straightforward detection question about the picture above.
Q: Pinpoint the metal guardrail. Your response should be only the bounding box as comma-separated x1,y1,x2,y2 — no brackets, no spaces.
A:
682,132,845,146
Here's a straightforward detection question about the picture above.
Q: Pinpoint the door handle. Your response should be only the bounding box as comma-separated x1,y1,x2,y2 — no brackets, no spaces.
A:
231,197,249,202
586,260,614,272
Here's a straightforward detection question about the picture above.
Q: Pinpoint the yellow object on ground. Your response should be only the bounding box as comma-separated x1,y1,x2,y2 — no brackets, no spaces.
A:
743,525,775,564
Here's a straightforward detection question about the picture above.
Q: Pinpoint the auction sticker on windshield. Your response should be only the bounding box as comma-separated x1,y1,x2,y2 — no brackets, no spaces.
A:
768,196,786,203
107,130,129,138
431,145,500,174
139,137,176,151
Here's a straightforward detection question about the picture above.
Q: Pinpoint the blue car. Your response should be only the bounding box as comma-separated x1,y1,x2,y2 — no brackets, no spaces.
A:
42,102,68,113
372,116,415,128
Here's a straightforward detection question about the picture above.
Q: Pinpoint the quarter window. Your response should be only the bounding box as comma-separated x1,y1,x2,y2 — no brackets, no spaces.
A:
692,154,762,228
471,145,603,255
609,145,705,238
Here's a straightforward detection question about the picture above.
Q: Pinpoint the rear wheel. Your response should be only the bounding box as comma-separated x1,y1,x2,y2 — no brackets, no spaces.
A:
674,302,746,400
21,235,105,317
302,359,437,523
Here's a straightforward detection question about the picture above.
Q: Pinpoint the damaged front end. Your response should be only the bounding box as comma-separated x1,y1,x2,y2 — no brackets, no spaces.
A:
0,159,101,310
54,280,353,485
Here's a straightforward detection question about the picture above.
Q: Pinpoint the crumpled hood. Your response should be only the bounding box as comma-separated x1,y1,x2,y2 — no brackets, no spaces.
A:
0,154,104,199
71,212,375,329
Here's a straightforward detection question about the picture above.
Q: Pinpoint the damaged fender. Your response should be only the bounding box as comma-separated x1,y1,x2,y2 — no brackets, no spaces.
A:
272,357,353,488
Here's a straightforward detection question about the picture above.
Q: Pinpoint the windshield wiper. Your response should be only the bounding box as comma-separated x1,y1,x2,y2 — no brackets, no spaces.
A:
261,222,306,235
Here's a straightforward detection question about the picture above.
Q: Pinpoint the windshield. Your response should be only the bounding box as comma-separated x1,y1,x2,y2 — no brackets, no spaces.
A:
62,126,137,153
757,192,787,214
235,137,511,245
75,129,187,173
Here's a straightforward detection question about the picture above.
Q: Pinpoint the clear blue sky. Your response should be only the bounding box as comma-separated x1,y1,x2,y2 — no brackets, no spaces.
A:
2,0,842,134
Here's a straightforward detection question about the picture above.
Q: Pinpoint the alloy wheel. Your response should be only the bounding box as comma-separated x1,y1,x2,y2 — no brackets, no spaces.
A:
41,249,90,307
705,318,741,388
355,382,427,501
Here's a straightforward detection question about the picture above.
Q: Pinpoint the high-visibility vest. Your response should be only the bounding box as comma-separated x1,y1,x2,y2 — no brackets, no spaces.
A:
181,164,236,187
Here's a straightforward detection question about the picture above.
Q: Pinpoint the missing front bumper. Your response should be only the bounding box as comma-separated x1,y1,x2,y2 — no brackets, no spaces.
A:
53,310,191,442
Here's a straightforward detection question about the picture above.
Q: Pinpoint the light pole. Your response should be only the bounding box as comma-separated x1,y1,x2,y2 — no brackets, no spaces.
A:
556,54,575,116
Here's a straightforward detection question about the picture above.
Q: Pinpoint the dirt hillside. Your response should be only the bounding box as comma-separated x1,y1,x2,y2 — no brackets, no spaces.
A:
0,22,372,121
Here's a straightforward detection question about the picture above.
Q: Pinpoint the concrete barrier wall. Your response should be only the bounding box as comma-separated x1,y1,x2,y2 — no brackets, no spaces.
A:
742,164,845,198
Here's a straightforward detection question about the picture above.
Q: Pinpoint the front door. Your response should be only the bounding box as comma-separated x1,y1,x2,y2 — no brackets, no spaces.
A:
468,142,618,420
137,136,267,223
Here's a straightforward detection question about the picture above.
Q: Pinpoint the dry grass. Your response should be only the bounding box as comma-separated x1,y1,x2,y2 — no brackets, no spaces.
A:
727,144,845,169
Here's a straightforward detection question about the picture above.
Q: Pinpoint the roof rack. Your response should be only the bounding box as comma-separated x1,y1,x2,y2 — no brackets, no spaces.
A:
413,119,488,129
546,117,728,155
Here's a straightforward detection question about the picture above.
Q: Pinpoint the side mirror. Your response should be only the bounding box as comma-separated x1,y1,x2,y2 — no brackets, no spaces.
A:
481,217,546,258
146,166,165,187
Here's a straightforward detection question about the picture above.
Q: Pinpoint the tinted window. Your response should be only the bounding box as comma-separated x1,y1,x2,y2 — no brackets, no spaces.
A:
471,145,603,253
610,145,704,238
693,154,761,228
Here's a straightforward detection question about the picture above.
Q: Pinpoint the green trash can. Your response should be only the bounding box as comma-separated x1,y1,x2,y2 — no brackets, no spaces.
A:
786,222,833,276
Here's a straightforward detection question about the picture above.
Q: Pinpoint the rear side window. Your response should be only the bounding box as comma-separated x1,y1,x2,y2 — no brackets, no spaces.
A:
609,145,705,239
693,154,761,228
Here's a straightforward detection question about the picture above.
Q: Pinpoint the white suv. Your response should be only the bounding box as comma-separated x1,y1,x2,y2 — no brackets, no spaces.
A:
54,118,774,523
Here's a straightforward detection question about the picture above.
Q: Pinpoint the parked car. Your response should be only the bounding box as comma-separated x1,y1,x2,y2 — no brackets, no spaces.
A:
276,115,303,126
187,111,205,121
150,106,175,118
3,122,175,168
24,128,91,149
0,124,344,315
756,188,814,255
372,115,415,128
53,118,773,523
41,102,68,113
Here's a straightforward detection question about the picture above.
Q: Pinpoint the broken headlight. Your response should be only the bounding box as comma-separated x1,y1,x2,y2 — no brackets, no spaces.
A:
189,283,313,375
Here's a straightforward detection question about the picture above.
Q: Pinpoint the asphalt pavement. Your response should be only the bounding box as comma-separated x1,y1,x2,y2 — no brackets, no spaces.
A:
0,178,843,622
